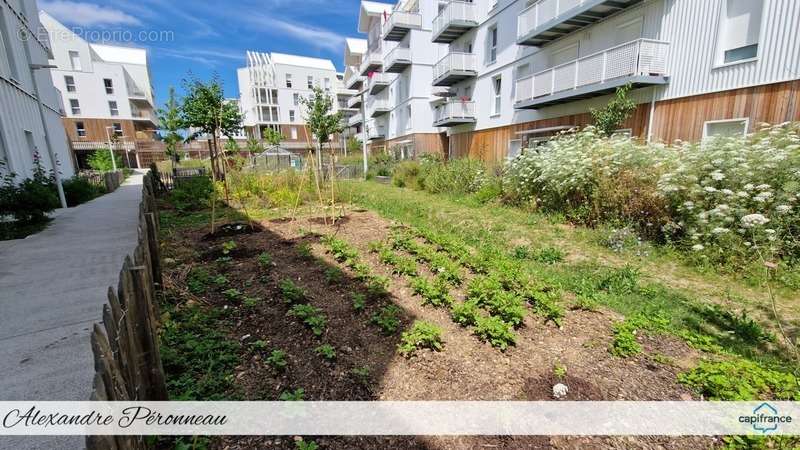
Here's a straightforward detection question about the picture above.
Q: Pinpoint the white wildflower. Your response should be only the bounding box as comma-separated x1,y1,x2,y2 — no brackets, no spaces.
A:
711,227,729,235
776,205,791,214
692,244,705,251
741,214,770,228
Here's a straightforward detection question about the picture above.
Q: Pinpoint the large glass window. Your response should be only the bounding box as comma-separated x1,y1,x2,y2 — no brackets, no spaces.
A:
717,0,763,64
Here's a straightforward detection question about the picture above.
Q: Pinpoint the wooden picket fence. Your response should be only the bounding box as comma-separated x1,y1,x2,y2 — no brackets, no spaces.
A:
87,170,168,450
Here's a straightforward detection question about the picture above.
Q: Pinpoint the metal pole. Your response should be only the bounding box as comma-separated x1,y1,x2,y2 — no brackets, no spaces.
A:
105,127,118,171
360,89,368,178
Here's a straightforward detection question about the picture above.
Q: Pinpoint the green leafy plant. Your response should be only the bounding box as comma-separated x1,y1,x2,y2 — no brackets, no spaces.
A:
398,321,444,358
410,276,453,308
473,316,517,351
187,267,213,294
280,279,306,304
350,366,371,385
571,294,600,312
450,300,481,327
314,344,337,361
366,276,390,300
371,305,402,335
295,440,319,450
288,304,327,336
279,388,305,401
352,293,366,312
170,176,214,213
297,242,314,259
257,252,272,270
533,247,566,264
212,274,229,287
610,314,670,357
553,362,567,379
62,176,104,206
378,247,418,276
590,83,636,136
222,288,242,302
221,240,237,255
678,359,800,400
87,148,122,172
242,296,260,308
483,291,526,328
266,350,288,371
324,267,344,285
322,235,360,265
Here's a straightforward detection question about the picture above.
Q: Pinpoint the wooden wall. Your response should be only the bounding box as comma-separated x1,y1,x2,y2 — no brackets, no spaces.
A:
381,133,448,158
63,118,138,142
650,80,800,143
450,105,651,164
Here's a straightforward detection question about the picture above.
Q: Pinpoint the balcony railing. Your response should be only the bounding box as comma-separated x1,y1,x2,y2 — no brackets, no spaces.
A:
432,52,477,86
518,0,640,46
515,39,669,108
359,51,383,76
432,1,478,43
382,11,423,41
367,121,386,140
367,96,390,117
349,113,364,127
347,94,362,109
433,100,476,127
384,46,412,73
367,72,390,95
345,70,364,90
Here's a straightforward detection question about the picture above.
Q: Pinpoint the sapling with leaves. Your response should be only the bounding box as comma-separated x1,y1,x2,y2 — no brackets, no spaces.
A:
590,83,636,136
157,86,184,168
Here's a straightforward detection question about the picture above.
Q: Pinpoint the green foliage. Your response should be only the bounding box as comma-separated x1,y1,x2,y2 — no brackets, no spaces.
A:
212,274,228,287
350,366,371,385
378,246,418,276
257,252,272,269
678,359,800,400
242,296,260,308
171,176,213,212
571,294,600,312
597,265,640,294
0,154,58,225
483,291,526,328
295,440,319,450
160,304,240,400
410,276,453,308
553,362,567,379
590,83,636,136
279,388,305,401
221,240,237,255
314,344,336,360
322,235,359,265
371,305,402,335
365,275,390,300
398,321,444,357
187,267,213,294
87,149,122,172
280,279,307,304
297,242,314,259
300,87,343,150
158,86,183,161
473,316,517,351
222,288,241,302
262,127,283,148
288,304,327,336
180,75,243,150
419,157,488,195
450,300,481,327
610,314,670,357
62,176,104,207
351,293,366,312
392,160,422,189
324,267,344,285
532,247,566,264
266,350,288,371
367,152,396,178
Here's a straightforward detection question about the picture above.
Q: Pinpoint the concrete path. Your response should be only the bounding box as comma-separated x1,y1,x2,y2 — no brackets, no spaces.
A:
0,174,144,450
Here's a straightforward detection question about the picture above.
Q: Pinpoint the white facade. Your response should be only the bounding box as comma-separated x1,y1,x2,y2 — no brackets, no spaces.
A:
237,51,347,147
40,11,158,141
0,0,74,180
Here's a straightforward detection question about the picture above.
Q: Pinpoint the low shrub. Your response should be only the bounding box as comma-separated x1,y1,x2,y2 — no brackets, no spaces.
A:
392,160,422,189
473,315,516,351
288,304,327,336
398,321,444,357
410,276,453,308
371,305,402,335
62,176,104,206
420,157,488,195
87,149,123,172
314,344,336,360
450,300,480,327
266,350,288,371
678,359,800,400
0,157,59,225
279,279,306,304
171,176,213,212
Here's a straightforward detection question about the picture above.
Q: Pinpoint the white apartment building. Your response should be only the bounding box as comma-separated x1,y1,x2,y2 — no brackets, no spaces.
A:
40,12,158,169
0,0,74,181
354,0,800,163
237,51,351,151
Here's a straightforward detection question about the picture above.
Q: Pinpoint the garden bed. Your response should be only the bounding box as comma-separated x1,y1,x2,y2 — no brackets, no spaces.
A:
160,207,722,449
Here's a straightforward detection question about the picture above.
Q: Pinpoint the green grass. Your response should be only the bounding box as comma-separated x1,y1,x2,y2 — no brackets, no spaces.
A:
340,181,796,371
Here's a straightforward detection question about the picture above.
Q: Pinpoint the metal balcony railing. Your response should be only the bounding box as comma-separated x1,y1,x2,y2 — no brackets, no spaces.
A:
384,46,412,72
433,100,476,126
432,0,478,43
518,0,583,39
348,113,363,127
515,39,669,104
359,51,383,76
347,95,362,109
367,121,386,139
432,52,477,86
366,96,390,117
382,11,423,40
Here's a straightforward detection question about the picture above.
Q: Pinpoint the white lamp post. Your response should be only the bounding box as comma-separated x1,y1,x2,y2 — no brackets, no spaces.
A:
104,126,119,171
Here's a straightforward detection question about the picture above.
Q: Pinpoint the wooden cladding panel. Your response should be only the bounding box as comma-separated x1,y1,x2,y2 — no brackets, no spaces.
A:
450,105,651,164
63,118,138,142
651,80,800,143
383,133,447,157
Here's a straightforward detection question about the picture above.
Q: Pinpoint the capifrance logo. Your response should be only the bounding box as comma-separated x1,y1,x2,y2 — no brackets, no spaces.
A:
739,403,793,433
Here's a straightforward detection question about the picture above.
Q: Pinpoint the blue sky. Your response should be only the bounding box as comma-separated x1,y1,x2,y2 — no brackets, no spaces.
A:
40,0,371,106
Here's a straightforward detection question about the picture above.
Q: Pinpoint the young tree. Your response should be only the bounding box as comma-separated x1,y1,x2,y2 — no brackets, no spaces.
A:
180,75,243,179
158,86,183,168
590,83,636,136
262,127,283,150
346,136,361,156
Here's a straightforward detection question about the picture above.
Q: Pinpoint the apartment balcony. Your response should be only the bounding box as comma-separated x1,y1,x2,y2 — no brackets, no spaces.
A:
345,71,364,90
517,0,643,46
432,0,478,44
367,97,391,118
382,11,423,41
433,100,476,127
384,47,412,73
368,73,390,94
131,108,158,128
432,52,477,87
367,122,386,140
349,113,364,127
359,51,383,76
347,94,363,109
515,39,669,109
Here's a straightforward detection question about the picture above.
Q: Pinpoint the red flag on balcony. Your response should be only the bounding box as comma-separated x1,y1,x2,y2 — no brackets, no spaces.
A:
460,96,470,103
384,10,388,22
368,71,375,79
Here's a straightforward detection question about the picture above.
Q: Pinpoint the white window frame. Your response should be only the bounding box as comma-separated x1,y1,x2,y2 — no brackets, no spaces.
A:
0,7,21,80
69,99,81,115
103,78,114,94
491,75,502,116
508,139,522,159
69,50,81,71
713,0,765,68
293,93,299,105
405,104,412,130
702,118,750,139
108,100,119,116
290,127,298,140
285,73,292,88
64,75,76,93
112,123,123,137
307,76,314,89
289,110,295,122
75,121,86,137
487,25,498,65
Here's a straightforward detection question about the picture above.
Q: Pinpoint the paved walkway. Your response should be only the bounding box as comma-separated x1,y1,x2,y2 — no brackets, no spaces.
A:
0,174,144,450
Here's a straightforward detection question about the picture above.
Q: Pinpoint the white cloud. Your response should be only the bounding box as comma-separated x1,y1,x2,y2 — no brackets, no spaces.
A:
40,1,142,27
244,15,346,52
154,47,244,67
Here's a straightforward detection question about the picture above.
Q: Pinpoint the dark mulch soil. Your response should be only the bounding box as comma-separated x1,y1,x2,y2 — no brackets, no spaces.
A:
163,210,716,450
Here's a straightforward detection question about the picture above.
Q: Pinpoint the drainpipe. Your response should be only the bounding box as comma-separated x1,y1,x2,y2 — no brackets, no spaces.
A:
646,86,657,143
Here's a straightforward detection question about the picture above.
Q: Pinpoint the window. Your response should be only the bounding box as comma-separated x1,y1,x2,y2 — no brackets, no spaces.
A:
492,76,502,116
324,77,331,91
109,101,119,116
405,104,412,130
508,139,522,159
703,118,749,138
293,93,300,105
717,0,763,65
69,51,81,71
290,127,298,140
103,78,114,94
487,25,498,64
69,99,81,115
0,7,20,79
64,76,76,92
289,110,295,122
112,123,123,137
307,76,314,89
285,73,292,88
75,122,86,137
